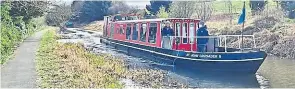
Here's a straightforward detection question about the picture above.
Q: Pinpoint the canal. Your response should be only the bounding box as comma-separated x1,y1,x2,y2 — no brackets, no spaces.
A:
258,56,295,88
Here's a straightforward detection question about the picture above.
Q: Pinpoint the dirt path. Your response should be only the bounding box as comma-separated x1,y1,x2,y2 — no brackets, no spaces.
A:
1,30,46,88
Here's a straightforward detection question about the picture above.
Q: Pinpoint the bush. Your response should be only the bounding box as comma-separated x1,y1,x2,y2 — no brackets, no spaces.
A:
1,2,22,64
156,6,169,18
0,2,45,64
272,36,295,58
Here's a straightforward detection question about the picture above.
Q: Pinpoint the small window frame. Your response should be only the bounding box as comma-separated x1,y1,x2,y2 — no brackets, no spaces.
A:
182,22,188,44
175,22,181,37
140,23,147,42
119,24,124,34
132,23,139,40
189,22,195,44
148,22,158,44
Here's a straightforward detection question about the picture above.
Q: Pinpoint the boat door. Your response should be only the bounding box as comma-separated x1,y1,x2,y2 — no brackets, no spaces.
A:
170,19,198,51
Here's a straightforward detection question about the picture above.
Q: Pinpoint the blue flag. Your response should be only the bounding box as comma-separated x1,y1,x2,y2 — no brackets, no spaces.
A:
238,2,246,24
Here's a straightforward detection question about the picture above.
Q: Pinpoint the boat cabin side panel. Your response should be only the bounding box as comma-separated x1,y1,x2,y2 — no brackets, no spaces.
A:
110,21,162,48
104,18,202,52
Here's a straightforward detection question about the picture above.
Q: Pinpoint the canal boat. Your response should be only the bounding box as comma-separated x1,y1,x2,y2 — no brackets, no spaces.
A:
100,14,267,74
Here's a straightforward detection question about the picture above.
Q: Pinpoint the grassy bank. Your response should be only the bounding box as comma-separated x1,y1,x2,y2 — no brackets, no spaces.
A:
36,29,125,88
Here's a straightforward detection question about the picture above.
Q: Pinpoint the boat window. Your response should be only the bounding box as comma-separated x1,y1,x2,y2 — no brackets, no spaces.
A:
140,23,147,42
114,15,122,21
126,24,132,40
189,23,195,43
119,25,124,34
132,23,139,40
182,23,188,43
116,25,120,34
148,23,157,43
175,23,181,36
128,16,138,20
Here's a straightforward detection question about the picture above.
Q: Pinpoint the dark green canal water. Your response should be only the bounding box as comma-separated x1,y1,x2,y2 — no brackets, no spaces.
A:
258,56,295,88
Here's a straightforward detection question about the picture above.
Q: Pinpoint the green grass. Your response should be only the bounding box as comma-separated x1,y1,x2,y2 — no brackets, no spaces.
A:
212,0,278,14
212,1,251,14
36,29,125,88
207,0,285,30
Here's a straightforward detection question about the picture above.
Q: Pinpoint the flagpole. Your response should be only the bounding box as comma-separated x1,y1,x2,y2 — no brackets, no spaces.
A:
241,1,245,52
241,21,244,51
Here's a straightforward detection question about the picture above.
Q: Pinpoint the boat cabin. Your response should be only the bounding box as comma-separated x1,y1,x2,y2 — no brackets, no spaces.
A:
101,14,266,74
104,15,209,52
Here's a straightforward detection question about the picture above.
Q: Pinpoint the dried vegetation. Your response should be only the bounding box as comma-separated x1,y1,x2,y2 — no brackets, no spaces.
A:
209,15,295,59
37,30,188,88
83,21,104,31
36,30,124,88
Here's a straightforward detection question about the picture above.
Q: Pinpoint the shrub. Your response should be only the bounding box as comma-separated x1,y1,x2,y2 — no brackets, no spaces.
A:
156,6,169,18
1,2,22,64
0,2,45,64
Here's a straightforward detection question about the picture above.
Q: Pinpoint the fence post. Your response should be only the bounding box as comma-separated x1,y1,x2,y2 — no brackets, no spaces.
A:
225,36,227,52
239,36,241,49
253,35,257,48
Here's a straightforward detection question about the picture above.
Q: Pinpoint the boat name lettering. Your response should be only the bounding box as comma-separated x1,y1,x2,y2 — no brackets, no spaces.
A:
189,54,221,58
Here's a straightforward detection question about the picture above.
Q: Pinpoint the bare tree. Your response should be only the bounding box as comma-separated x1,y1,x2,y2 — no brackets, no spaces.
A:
194,1,213,21
226,1,233,25
169,1,196,18
71,1,84,14
169,1,213,21
129,6,141,14
10,1,50,22
108,1,139,15
46,2,72,26
108,1,129,14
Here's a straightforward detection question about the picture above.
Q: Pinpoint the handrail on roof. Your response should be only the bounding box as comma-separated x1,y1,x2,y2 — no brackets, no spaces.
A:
106,13,202,22
164,35,257,52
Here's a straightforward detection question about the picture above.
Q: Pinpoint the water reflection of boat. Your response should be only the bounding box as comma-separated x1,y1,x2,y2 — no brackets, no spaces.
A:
101,14,267,74
151,63,260,88
174,68,260,88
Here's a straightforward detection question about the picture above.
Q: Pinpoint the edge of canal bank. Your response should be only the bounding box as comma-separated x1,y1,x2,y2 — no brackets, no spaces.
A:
35,28,189,88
